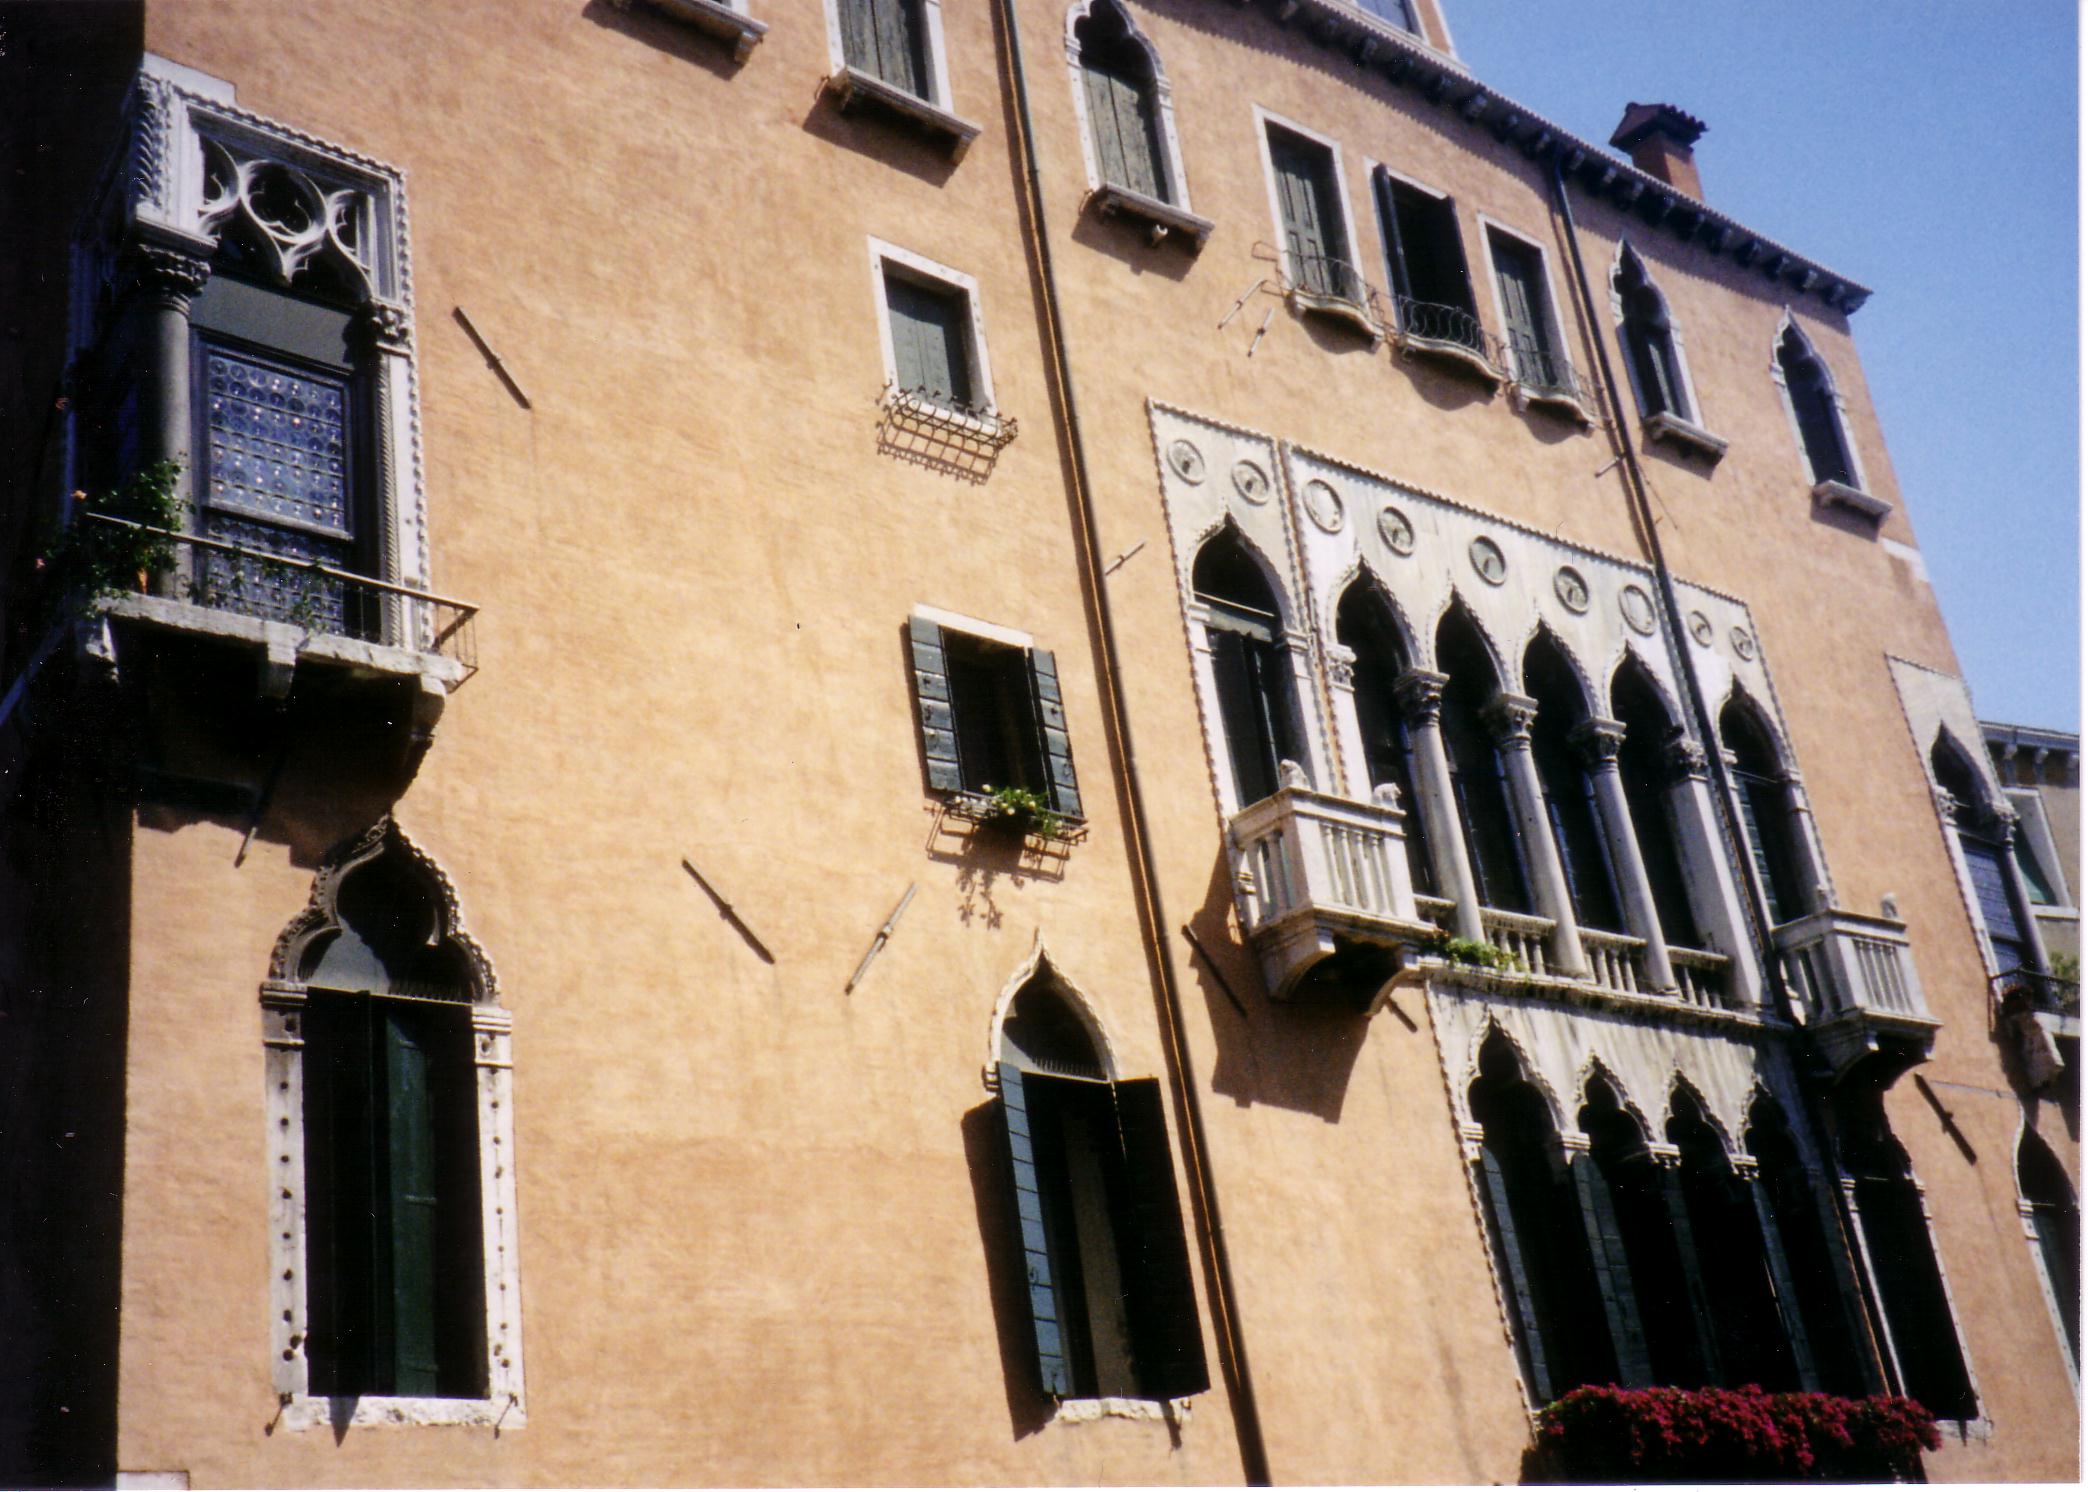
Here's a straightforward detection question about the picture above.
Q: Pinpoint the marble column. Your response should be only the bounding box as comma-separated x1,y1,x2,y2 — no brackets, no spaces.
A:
1394,668,1484,942
1572,716,1677,992
1485,691,1587,978
1663,734,1766,1008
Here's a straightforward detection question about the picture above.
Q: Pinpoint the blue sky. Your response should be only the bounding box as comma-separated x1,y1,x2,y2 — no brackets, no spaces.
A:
1450,0,2080,731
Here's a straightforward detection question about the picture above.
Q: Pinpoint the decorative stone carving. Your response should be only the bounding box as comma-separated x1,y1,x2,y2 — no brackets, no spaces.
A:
1482,691,1538,745
1931,784,1960,824
1569,716,1626,768
1278,758,1310,789
1665,732,1710,782
1469,535,1507,585
1230,459,1271,504
120,239,212,307
1394,667,1448,726
1165,437,1206,483
1554,565,1591,614
1880,893,1901,921
1303,478,1345,533
355,299,413,352
1377,504,1415,556
198,138,377,297
1372,781,1403,811
1729,626,1757,661
1619,583,1657,636
1686,610,1714,646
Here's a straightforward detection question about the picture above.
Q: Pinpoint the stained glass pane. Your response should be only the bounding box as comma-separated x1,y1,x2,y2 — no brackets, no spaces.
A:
203,347,351,537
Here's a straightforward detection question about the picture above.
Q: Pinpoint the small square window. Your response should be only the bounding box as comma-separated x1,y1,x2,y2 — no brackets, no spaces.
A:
907,612,1083,822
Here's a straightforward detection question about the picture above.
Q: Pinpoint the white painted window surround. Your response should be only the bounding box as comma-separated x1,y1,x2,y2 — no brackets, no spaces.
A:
1474,212,1590,422
1251,105,1368,302
1771,310,1885,520
1608,240,1726,461
867,237,998,415
823,0,958,112
1063,1,1211,245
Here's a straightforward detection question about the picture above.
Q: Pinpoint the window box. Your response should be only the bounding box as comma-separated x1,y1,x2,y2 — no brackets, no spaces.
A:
609,0,766,61
1287,277,1387,344
824,64,981,159
1812,478,1892,522
1643,410,1728,463
1087,182,1213,248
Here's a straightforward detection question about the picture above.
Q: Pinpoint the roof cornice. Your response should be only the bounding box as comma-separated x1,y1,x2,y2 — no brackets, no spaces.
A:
1222,0,1872,313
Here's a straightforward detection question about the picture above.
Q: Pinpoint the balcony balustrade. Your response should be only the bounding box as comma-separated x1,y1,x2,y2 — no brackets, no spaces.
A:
1772,908,1938,1078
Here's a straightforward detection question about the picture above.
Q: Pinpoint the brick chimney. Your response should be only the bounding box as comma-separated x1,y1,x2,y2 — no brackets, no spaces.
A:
1610,102,1706,201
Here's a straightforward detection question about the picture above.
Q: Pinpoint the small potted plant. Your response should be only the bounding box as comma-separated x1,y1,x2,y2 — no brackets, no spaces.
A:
975,784,1065,841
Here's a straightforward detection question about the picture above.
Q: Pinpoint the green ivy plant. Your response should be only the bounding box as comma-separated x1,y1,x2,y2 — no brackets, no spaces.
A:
977,784,1068,841
40,460,184,617
1424,928,1522,972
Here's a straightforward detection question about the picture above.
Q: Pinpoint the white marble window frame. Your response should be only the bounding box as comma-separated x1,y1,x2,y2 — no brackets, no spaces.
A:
1251,105,1369,302
1062,2,1203,228
868,236,999,418
823,0,958,113
1608,239,1725,459
1770,309,1882,516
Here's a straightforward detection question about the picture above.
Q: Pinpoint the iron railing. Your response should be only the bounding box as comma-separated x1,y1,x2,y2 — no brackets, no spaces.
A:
1284,250,1387,328
1392,295,1509,374
83,513,478,677
877,382,1018,482
1506,339,1599,411
1991,967,2081,1024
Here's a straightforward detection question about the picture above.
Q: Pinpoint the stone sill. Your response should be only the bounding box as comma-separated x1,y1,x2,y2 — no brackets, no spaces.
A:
1395,331,1506,388
1642,410,1728,463
824,66,981,160
609,0,766,61
1422,958,1769,1033
279,1393,524,1431
1088,182,1213,248
1812,478,1892,522
1287,287,1385,346
1053,1394,1194,1424
1511,383,1595,427
98,592,466,694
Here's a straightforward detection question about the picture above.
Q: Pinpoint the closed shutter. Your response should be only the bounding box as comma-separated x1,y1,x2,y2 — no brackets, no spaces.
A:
384,1009,443,1397
1962,835,2029,970
998,1063,1074,1398
1735,775,1791,926
1269,131,1340,297
907,616,965,793
1109,1078,1209,1400
1493,238,1552,385
885,272,972,407
1083,61,1164,202
845,0,928,97
1026,647,1083,819
1573,1154,1651,1385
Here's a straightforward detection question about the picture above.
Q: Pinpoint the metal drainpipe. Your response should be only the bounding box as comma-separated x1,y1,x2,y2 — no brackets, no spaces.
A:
989,0,1272,1480
1546,155,1902,1396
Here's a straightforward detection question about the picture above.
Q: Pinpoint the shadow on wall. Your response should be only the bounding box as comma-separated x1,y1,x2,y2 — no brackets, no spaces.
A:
960,1101,1060,1441
1186,843,1374,1123
579,0,746,85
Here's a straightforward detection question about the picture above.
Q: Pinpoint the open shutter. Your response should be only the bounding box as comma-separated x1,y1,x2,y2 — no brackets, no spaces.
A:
999,1063,1075,1398
1734,777,1788,926
908,616,964,793
1026,647,1082,819
1109,1078,1210,1400
385,1008,442,1397
1376,174,1414,303
1477,1145,1554,1402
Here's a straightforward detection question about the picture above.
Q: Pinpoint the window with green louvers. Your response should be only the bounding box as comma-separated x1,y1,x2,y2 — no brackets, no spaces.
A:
1077,8,1166,203
840,0,930,98
884,268,975,408
907,616,1083,819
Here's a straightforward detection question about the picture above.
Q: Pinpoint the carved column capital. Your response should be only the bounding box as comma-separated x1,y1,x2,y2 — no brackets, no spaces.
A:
1664,732,1710,783
354,298,413,353
1931,784,1960,823
1393,667,1448,726
1324,641,1357,691
1570,716,1627,769
120,239,212,310
1482,691,1539,746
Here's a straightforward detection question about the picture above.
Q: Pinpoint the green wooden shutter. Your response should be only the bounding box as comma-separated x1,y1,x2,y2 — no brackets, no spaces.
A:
1493,238,1550,383
849,0,928,96
1083,62,1131,195
385,1010,443,1396
840,0,876,75
1734,776,1788,926
1477,1145,1555,1402
907,616,964,793
1026,647,1083,819
1098,67,1162,201
1573,1154,1652,1385
1108,1078,1210,1400
1269,131,1335,296
1962,835,2030,970
884,273,971,407
1376,174,1414,303
999,1063,1075,1398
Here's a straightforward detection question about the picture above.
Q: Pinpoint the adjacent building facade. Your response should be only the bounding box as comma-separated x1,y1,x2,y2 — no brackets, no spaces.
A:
0,0,2077,1484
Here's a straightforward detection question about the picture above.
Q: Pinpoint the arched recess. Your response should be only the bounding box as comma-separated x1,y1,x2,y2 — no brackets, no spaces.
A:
988,964,1208,1405
1772,314,1862,491
1335,575,1434,894
2017,1125,2080,1378
1439,602,1530,914
1193,525,1311,809
1669,1085,1801,1390
1745,1092,1872,1396
1526,631,1623,933
1065,1,1194,214
1612,242,1698,425
1468,1027,1616,1402
1933,727,2041,974
1579,1072,1706,1388
1720,691,1812,927
1613,657,1699,946
261,819,523,1428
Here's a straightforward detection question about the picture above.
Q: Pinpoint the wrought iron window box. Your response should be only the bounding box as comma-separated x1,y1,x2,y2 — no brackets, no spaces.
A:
1773,907,1937,1079
1391,298,1509,387
1087,183,1214,249
824,66,981,160
608,0,766,61
1811,478,1892,523
1642,410,1728,463
878,383,1017,481
942,791,1089,845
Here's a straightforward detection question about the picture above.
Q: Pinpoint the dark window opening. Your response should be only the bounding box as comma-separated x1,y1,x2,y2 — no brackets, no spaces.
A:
1377,172,1482,351
1527,638,1623,932
841,0,930,98
1268,126,1355,302
1582,1084,1706,1388
996,982,1208,1403
884,268,975,408
1614,665,1699,946
1076,3,1167,203
1671,1092,1798,1391
1439,610,1529,913
1617,247,1689,422
2019,1129,2080,1366
906,617,1084,818
1722,699,1807,927
1778,326,1854,487
1748,1097,1871,1397
1337,582,1433,895
1195,533,1304,808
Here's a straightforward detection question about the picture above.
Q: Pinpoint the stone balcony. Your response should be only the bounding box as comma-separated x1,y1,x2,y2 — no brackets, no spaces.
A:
1772,908,1938,1078
1228,784,1435,1005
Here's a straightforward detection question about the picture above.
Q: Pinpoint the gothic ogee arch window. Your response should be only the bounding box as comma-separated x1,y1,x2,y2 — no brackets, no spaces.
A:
1746,1094,1872,1397
1525,634,1623,933
1438,606,1529,914
1775,321,1856,490
1612,660,1699,947
1720,696,1810,928
1615,245,1691,424
1193,529,1307,809
2018,1127,2080,1377
1335,578,1433,895
262,821,523,1427
1933,730,2039,975
991,968,1208,1403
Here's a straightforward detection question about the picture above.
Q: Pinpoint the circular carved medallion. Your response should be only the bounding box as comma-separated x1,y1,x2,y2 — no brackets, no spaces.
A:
1166,439,1207,484
1620,584,1657,636
1303,479,1346,533
1469,536,1507,586
1687,610,1714,647
1231,460,1271,505
1730,626,1757,661
1377,504,1416,556
1554,566,1591,614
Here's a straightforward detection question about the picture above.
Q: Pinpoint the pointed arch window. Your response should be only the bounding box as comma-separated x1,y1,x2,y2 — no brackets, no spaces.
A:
1747,1096,1872,1397
1076,3,1164,204
1526,638,1623,932
1613,664,1698,946
1721,698,1808,927
1194,532,1306,808
263,822,522,1428
1616,246,1690,423
1336,581,1433,894
1669,1090,1800,1391
1776,324,1855,488
1934,732,2035,974
1580,1079,1706,1388
2018,1128,2080,1375
1439,610,1529,913
992,973,1208,1403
